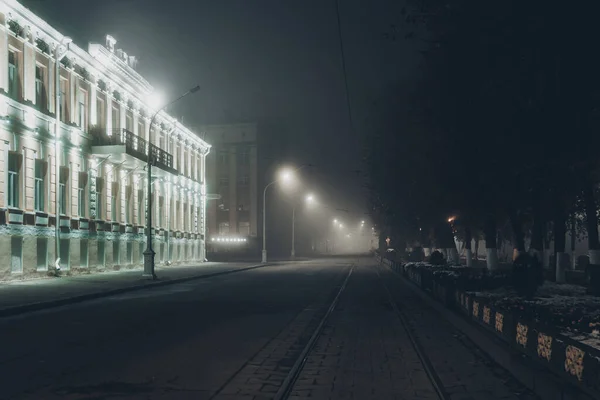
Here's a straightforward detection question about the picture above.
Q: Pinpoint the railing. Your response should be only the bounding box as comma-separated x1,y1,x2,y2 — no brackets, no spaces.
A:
91,128,174,170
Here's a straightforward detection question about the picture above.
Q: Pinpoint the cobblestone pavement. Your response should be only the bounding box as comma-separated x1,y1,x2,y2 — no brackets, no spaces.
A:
378,263,539,400
2,257,544,400
288,261,439,400
212,266,353,400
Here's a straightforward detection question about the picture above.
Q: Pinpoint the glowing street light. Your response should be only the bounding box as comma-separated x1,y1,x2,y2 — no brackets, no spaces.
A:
148,91,164,110
262,165,307,263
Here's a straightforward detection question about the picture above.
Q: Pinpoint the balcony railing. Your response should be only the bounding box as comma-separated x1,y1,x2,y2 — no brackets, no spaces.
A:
91,128,174,171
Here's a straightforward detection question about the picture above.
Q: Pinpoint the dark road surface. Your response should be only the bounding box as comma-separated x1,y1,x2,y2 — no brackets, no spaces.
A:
0,257,538,400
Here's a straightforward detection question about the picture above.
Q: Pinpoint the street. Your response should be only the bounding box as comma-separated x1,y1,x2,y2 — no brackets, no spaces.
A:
0,257,536,400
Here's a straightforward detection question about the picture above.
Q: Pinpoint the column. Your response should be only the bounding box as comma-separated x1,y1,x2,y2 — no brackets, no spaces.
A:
0,28,8,92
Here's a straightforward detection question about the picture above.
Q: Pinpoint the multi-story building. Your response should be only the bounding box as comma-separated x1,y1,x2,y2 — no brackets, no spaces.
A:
204,123,258,254
0,0,211,279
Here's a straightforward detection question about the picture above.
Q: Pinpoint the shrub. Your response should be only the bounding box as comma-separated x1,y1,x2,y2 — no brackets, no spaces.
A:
430,250,446,265
512,252,543,297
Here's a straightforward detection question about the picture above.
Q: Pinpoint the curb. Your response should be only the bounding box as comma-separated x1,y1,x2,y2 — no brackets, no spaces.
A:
0,263,272,318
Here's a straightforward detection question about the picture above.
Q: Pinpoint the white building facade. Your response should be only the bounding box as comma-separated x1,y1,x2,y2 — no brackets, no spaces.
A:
0,0,210,279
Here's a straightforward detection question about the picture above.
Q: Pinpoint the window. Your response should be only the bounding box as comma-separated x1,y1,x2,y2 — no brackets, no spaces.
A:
96,97,105,127
219,150,228,164
8,50,18,99
219,177,229,186
238,221,250,235
59,183,67,215
7,152,19,208
239,148,250,165
77,88,87,128
60,78,68,122
78,176,86,217
34,160,44,212
218,191,229,211
126,114,133,132
218,222,230,235
111,105,119,131
137,120,144,138
35,65,46,110
238,175,249,186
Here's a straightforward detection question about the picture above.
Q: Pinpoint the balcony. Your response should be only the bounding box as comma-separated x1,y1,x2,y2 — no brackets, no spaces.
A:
91,128,177,177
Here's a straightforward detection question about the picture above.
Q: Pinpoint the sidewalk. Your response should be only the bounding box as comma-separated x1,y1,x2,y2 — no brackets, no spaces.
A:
0,262,268,317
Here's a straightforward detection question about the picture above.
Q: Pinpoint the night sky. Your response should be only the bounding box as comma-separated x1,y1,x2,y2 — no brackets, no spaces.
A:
22,0,417,219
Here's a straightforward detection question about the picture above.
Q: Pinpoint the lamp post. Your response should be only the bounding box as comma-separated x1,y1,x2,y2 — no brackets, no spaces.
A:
143,85,200,279
54,36,72,271
262,165,310,263
291,194,314,260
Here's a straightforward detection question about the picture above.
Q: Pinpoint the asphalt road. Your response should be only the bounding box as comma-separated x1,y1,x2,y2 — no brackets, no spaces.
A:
0,257,538,400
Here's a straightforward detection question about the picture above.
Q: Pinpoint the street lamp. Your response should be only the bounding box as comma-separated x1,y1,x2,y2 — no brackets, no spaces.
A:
54,36,72,271
291,193,315,259
143,85,200,279
262,165,307,263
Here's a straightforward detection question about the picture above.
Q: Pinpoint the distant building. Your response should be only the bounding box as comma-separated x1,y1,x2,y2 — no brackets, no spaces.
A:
0,0,211,279
204,123,258,254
